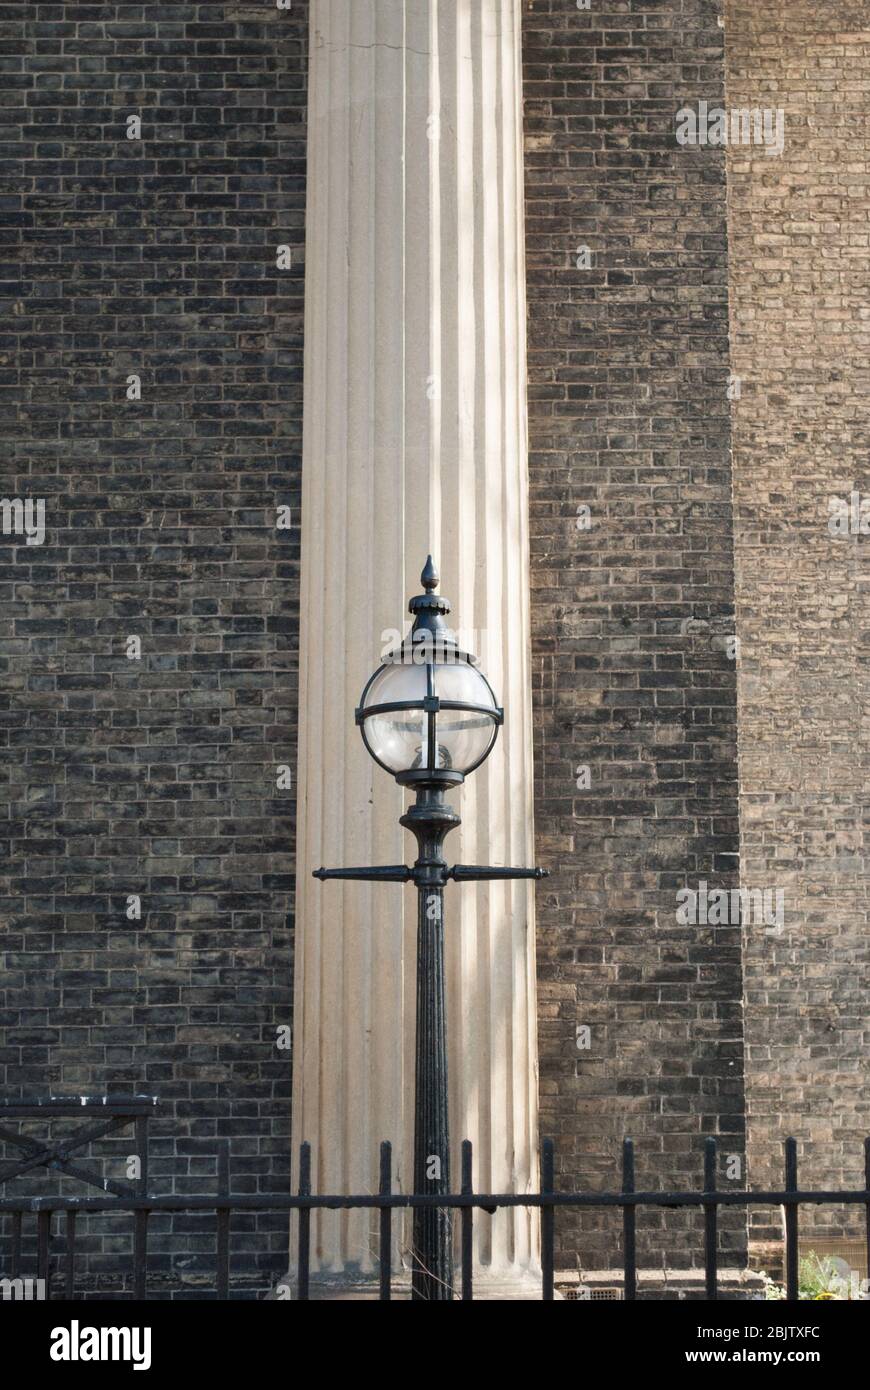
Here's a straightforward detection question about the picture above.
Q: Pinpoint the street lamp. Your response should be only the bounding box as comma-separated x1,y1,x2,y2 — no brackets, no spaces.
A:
314,557,547,1300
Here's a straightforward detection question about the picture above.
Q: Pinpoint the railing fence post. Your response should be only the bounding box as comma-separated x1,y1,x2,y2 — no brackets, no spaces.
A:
216,1140,230,1301
541,1138,555,1301
11,1211,22,1279
378,1141,392,1301
460,1140,473,1301
37,1209,50,1299
864,1137,870,1301
622,1138,636,1302
133,1114,149,1301
65,1211,76,1301
784,1137,798,1301
297,1142,311,1302
703,1137,718,1301
135,1116,148,1199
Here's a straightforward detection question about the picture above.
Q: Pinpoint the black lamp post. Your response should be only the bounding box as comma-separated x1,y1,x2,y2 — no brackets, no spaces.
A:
314,557,547,1301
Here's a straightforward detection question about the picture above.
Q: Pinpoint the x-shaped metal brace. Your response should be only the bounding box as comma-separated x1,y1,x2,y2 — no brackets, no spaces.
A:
0,1116,142,1197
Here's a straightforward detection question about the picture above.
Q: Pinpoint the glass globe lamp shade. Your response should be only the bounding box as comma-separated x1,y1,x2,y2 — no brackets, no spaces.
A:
357,652,502,779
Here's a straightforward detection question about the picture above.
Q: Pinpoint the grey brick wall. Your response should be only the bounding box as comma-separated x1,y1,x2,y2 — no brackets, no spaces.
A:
522,0,745,1271
725,0,870,1255
0,0,307,1296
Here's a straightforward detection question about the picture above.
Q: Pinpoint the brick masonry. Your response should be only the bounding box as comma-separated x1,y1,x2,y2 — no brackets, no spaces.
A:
725,0,870,1251
2,0,866,1295
522,0,745,1271
0,1,307,1295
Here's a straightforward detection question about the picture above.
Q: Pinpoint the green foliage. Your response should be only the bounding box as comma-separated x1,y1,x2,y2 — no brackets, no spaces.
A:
758,1252,854,1301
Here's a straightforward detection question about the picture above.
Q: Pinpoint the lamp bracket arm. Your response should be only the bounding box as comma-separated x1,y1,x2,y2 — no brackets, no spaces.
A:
313,865,412,883
447,865,550,882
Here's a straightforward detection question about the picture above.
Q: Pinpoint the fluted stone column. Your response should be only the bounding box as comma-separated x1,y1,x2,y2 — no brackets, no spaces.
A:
292,0,538,1296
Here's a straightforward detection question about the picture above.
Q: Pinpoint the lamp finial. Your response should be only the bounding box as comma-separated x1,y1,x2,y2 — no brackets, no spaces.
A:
421,555,439,593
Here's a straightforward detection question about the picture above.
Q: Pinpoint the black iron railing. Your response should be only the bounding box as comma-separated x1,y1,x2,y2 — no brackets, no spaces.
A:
2,1125,870,1300
0,1095,157,1298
